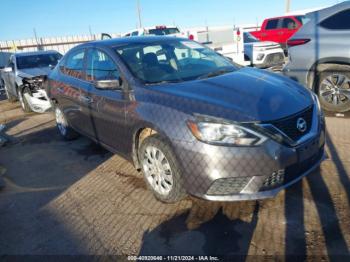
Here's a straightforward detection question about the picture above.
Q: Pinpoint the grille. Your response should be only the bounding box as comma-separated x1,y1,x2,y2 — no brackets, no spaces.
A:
265,53,284,64
271,106,313,141
207,177,251,195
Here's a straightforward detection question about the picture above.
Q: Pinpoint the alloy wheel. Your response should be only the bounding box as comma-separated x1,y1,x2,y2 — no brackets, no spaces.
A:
320,73,350,106
142,145,174,196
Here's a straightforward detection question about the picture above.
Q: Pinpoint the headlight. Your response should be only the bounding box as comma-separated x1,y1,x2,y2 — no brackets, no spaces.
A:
187,120,267,146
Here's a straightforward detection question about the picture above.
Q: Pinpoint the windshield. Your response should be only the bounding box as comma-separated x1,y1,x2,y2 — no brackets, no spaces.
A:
115,40,237,84
16,53,62,69
244,32,259,43
148,28,180,35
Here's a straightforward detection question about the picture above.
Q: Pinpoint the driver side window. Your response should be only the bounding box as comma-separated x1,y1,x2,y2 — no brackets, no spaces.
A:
8,58,15,71
86,49,120,82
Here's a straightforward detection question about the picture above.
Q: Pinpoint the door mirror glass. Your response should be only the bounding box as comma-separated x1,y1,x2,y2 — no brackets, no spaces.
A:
3,67,12,72
95,79,121,90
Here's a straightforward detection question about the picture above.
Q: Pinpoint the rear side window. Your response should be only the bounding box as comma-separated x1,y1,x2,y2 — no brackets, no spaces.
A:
321,9,350,30
265,19,279,30
62,49,85,79
282,18,298,29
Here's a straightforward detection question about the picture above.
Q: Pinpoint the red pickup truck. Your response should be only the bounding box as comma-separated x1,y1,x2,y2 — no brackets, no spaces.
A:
251,15,308,48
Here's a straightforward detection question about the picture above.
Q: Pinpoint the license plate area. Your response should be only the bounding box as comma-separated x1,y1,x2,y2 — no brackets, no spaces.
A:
298,138,320,163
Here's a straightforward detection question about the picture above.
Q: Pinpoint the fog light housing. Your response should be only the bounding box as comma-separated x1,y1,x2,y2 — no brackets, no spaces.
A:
257,53,265,61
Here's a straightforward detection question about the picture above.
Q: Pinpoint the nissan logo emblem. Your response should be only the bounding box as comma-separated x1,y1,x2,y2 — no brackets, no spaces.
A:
297,118,307,133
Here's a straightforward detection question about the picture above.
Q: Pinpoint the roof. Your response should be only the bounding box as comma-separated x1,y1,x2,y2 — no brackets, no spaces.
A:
14,50,60,57
82,36,189,48
307,1,350,20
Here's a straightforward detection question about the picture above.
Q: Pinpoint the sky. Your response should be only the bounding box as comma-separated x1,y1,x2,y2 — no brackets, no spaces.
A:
0,0,343,40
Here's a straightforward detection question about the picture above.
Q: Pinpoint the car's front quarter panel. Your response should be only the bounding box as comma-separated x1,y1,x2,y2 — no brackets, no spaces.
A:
127,84,325,201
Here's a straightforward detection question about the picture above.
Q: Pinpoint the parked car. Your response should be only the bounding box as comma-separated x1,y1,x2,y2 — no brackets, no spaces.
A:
243,32,285,68
251,15,308,49
0,52,13,95
283,2,350,113
1,50,62,113
123,25,185,37
47,36,325,203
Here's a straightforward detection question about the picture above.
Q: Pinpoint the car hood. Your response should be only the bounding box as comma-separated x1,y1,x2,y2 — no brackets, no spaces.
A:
245,41,281,48
17,67,52,78
149,67,314,122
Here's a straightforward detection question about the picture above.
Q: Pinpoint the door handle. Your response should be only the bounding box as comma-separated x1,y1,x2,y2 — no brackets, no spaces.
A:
278,32,284,35
79,95,93,104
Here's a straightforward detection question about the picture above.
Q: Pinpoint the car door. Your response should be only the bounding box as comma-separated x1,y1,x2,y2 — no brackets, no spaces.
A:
262,18,281,42
83,47,126,152
56,48,94,136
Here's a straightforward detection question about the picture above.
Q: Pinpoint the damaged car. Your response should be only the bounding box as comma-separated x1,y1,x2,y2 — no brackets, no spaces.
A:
1,50,62,113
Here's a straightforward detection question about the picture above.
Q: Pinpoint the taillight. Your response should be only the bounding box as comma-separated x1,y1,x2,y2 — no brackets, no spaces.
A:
189,34,194,40
287,39,310,47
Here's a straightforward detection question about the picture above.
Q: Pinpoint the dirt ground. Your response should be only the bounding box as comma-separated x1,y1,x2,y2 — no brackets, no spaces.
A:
0,97,350,260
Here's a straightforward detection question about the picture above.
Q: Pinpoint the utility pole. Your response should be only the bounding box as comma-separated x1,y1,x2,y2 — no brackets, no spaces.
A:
286,0,291,13
33,28,42,51
137,0,142,28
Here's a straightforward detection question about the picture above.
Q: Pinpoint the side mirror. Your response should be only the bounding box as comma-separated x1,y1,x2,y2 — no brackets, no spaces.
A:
95,79,121,90
3,67,12,73
101,33,112,40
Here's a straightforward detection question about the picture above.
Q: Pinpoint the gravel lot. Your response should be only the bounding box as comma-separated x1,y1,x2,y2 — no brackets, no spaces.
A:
0,96,350,259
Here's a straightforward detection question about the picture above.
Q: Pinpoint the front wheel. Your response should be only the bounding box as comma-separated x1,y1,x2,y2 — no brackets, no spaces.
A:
18,88,32,113
55,106,79,140
139,134,187,203
318,65,350,112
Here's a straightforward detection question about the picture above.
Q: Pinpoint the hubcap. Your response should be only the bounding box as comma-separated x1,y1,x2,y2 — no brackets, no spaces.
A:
142,146,173,196
320,73,350,106
55,108,67,136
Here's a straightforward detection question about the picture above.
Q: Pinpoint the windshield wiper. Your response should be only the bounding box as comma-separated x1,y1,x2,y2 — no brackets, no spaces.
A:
145,79,184,85
197,68,235,80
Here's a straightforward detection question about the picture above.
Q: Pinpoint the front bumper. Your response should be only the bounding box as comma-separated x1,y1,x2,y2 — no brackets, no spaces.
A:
172,115,325,201
23,89,52,113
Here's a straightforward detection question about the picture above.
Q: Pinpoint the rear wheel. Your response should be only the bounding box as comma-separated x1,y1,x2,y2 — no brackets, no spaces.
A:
139,134,187,203
318,65,350,112
55,106,79,140
18,88,32,113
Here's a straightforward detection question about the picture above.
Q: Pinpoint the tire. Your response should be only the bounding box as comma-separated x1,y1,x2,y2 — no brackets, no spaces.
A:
139,134,187,203
317,65,350,113
4,83,17,103
18,88,32,113
54,105,79,140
